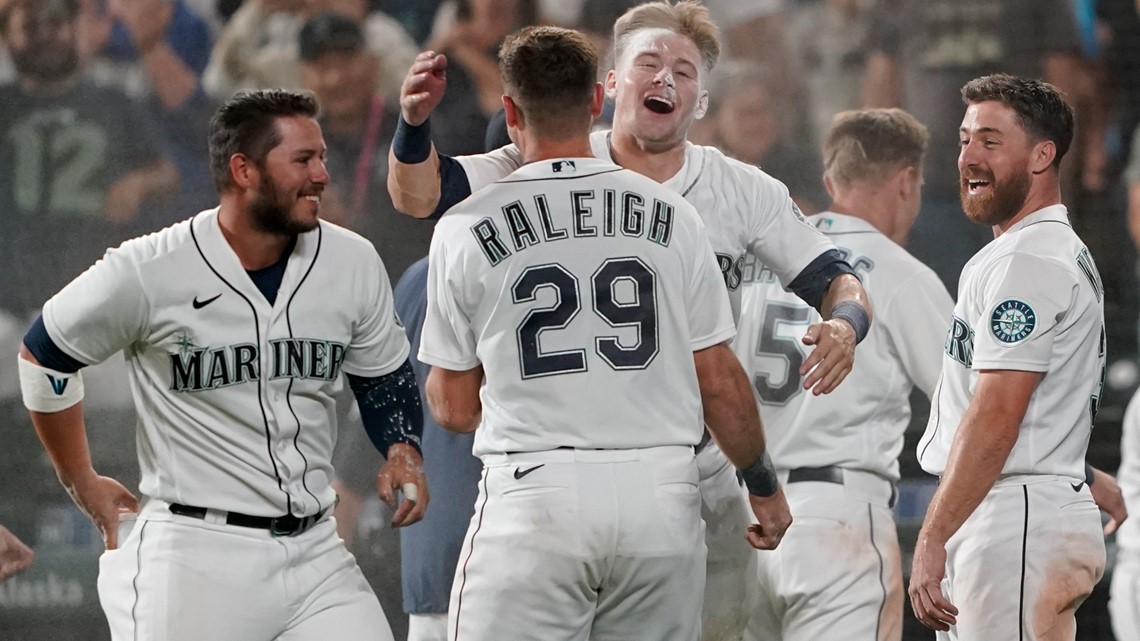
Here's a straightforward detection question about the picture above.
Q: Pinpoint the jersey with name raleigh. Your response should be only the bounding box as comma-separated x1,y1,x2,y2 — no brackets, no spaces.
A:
471,160,677,268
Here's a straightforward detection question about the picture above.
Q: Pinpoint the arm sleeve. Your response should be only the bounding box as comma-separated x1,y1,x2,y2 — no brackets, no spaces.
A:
881,268,956,398
687,216,737,350
41,247,149,366
970,253,1076,372
418,224,481,370
341,250,412,377
347,360,423,457
745,174,837,289
785,248,859,312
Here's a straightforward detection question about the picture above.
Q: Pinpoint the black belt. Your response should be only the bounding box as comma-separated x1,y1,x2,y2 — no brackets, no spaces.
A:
786,466,897,508
169,503,329,537
787,466,845,485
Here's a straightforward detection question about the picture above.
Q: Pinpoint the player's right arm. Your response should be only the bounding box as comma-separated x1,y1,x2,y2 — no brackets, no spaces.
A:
388,52,524,219
18,344,139,550
17,247,148,550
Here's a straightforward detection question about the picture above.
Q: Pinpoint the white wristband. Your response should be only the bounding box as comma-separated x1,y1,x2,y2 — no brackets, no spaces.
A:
18,356,84,413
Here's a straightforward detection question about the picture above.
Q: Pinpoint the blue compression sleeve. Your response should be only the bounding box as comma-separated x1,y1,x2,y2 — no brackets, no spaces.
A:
23,315,86,373
431,154,473,220
786,249,859,312
347,360,424,457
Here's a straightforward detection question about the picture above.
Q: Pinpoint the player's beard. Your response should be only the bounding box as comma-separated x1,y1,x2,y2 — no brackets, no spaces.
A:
250,172,320,236
10,43,79,84
959,165,1031,227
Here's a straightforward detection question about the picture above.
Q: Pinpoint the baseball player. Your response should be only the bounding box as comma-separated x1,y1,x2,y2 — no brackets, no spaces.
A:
736,108,952,641
17,89,427,641
1111,390,1140,639
388,3,872,638
910,75,1107,640
419,26,790,641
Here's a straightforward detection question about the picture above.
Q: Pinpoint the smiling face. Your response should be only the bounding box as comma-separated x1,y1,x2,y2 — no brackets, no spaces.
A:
958,100,1035,227
606,28,708,152
248,116,329,235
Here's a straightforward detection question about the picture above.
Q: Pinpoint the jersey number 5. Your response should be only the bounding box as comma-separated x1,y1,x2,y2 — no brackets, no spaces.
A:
753,301,812,405
513,258,658,379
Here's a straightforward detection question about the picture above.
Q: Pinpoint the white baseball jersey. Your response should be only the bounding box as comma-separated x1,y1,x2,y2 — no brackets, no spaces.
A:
917,205,1106,478
734,212,953,480
1117,391,1140,553
41,208,410,517
419,157,734,456
454,129,836,321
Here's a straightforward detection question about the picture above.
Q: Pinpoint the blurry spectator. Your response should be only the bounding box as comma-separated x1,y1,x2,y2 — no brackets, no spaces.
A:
299,11,434,282
83,0,213,102
0,0,178,315
703,0,805,136
379,0,447,44
863,0,1084,292
788,0,873,141
424,0,539,155
204,0,417,104
0,524,34,581
705,60,828,215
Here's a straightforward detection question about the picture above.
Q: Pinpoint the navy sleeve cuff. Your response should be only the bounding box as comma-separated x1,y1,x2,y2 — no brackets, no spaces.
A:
786,249,859,312
23,315,85,373
433,154,473,220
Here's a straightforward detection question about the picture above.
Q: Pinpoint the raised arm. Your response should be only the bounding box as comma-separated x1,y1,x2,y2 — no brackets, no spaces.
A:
388,52,449,218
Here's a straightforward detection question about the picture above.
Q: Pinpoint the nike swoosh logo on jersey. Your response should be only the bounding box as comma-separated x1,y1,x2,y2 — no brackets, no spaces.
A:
513,464,545,480
1070,482,1085,492
192,294,222,309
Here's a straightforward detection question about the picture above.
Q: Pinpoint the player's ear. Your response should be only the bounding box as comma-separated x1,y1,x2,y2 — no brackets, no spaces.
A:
502,95,524,130
694,89,709,120
590,82,604,118
1030,139,1056,174
604,69,618,100
229,154,256,190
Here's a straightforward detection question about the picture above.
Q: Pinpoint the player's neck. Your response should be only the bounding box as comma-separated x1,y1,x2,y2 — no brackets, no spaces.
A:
994,182,1063,236
829,190,898,242
607,131,685,184
519,135,594,164
217,200,295,270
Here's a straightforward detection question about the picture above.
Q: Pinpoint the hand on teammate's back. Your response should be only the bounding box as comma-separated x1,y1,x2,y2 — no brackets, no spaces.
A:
400,52,449,127
799,318,857,395
377,443,429,527
65,473,139,550
745,487,792,550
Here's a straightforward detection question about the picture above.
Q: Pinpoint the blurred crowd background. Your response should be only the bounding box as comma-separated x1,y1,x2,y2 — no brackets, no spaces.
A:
1,0,1139,639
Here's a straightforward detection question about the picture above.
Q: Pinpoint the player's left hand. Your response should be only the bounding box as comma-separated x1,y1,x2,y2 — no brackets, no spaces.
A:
745,486,792,550
799,318,856,395
377,443,429,528
1089,467,1128,535
909,535,958,631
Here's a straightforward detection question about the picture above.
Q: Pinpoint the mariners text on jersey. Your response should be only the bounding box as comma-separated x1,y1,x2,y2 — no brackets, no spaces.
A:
169,337,348,392
471,188,675,267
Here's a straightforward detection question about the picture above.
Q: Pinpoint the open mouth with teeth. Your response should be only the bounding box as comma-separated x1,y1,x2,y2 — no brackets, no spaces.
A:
644,96,675,114
964,177,992,195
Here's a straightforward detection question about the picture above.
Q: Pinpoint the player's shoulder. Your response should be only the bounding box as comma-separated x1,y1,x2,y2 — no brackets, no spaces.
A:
690,143,787,194
316,219,388,264
111,210,203,266
983,206,1083,269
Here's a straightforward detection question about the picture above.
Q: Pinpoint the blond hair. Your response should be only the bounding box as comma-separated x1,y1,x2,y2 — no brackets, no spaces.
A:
612,1,721,73
823,109,928,189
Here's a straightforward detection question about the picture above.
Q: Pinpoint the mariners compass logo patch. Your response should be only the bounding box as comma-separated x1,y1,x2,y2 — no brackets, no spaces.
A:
991,299,1036,343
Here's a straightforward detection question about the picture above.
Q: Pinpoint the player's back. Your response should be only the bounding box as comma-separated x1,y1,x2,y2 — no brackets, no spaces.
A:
734,212,952,480
424,158,734,457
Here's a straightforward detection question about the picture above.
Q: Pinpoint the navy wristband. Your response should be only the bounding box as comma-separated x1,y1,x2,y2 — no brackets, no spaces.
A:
1085,463,1095,486
393,116,433,164
830,300,870,344
741,451,779,497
